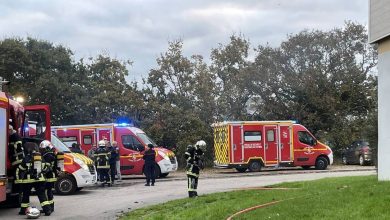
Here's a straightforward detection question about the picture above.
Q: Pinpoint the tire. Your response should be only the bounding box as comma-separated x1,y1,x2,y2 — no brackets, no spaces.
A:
159,173,169,178
359,155,365,166
248,161,262,172
315,157,328,170
55,174,77,195
301,166,311,170
342,155,348,165
236,167,247,173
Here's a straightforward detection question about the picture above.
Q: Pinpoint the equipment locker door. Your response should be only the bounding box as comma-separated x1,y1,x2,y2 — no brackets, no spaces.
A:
264,125,278,165
279,125,292,162
97,129,111,143
231,125,243,163
80,130,94,154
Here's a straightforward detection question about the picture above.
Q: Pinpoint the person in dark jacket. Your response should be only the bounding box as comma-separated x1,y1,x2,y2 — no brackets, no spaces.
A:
143,144,156,186
184,140,206,198
108,141,119,184
94,140,111,187
39,140,59,212
16,142,51,216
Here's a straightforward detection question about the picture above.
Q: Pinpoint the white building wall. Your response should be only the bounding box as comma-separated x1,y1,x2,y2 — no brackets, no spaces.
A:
378,50,390,180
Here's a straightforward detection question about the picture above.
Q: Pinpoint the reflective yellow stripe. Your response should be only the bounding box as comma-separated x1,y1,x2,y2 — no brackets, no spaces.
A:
48,200,54,204
33,155,42,160
41,201,51,206
21,203,29,208
46,178,57,182
97,165,110,169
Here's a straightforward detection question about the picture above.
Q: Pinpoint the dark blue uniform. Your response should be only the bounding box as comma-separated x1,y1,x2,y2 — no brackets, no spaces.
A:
94,146,111,186
143,148,156,186
185,145,204,198
41,148,58,212
108,146,119,183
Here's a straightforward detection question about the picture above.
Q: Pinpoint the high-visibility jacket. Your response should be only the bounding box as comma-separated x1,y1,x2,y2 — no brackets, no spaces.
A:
8,133,24,167
94,147,111,169
15,152,45,184
42,149,58,183
185,146,204,177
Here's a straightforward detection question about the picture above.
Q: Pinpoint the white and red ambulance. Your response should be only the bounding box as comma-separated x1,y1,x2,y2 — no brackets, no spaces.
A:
51,123,178,177
212,121,333,172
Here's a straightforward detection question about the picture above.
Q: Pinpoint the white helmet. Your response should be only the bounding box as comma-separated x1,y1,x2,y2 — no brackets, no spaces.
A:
39,140,53,149
26,206,41,219
195,140,206,147
98,140,106,147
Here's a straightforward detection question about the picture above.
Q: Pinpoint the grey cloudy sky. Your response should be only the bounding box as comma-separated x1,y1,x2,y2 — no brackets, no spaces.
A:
0,0,368,83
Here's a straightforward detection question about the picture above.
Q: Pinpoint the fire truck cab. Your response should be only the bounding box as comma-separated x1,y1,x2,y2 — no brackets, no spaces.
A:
52,123,178,177
213,121,333,172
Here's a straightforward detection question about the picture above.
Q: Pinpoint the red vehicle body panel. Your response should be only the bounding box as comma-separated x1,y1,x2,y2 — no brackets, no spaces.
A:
52,124,177,176
213,121,333,170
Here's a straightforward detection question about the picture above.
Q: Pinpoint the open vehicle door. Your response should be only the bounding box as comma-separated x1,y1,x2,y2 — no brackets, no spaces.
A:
22,105,51,141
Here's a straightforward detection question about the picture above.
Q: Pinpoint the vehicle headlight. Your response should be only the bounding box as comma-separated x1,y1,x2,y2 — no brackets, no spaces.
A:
74,157,89,171
158,151,170,160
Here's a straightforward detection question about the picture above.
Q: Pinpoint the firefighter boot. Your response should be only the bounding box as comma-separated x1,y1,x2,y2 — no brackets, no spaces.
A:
51,203,54,212
188,191,196,198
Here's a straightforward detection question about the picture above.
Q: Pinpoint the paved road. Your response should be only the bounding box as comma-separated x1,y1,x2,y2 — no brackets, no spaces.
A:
0,166,376,220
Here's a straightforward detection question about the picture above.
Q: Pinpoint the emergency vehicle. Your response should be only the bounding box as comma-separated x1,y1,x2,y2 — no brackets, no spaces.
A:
0,91,96,204
51,123,178,177
212,121,333,172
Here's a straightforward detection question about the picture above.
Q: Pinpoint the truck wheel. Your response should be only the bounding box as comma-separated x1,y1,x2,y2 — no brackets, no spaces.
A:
342,155,348,165
359,155,365,166
315,157,328,170
55,175,77,195
160,173,169,178
236,167,247,173
248,161,262,172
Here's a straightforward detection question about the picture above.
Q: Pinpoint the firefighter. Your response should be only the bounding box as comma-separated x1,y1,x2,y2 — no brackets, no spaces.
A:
108,141,119,184
8,125,24,200
95,140,111,187
16,142,51,216
39,140,59,212
8,125,24,168
143,144,156,186
184,140,206,198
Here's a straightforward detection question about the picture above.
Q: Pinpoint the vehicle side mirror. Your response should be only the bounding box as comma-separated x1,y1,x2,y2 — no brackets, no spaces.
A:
137,145,145,152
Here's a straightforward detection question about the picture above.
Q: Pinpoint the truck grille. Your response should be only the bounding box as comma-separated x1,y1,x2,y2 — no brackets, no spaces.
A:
88,165,96,174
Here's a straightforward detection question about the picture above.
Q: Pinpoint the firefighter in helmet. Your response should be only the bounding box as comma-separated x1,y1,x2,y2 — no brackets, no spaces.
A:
8,125,24,202
95,140,111,186
184,140,206,198
16,142,51,216
40,140,61,212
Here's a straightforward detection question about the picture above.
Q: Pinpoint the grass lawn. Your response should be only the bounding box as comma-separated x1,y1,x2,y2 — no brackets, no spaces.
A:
120,175,390,220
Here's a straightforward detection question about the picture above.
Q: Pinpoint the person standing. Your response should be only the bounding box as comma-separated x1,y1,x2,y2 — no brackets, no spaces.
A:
94,140,111,187
184,140,206,198
40,140,59,212
143,144,156,186
112,141,122,182
108,141,119,184
16,142,51,216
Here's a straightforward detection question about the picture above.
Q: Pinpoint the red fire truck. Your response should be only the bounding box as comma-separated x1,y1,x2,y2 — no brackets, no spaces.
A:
212,121,333,172
0,91,96,204
51,123,178,177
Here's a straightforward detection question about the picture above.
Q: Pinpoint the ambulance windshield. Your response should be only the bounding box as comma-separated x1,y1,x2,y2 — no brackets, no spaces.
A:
51,134,71,153
137,133,157,146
